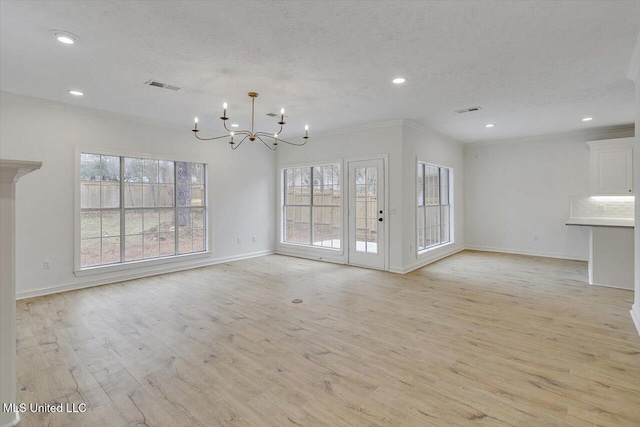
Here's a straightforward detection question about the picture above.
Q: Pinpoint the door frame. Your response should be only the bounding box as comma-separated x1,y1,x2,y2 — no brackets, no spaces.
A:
345,154,390,271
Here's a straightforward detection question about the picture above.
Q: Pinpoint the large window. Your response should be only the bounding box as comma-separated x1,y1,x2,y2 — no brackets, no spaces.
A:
80,153,206,268
283,164,341,249
417,162,451,252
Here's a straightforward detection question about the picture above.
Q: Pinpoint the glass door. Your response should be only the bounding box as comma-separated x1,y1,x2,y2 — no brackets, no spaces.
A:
348,159,385,269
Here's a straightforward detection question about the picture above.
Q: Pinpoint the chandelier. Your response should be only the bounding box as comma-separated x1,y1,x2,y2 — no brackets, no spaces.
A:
192,92,309,150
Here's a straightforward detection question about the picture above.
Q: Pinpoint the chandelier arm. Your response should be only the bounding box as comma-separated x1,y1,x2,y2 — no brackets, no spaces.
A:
275,137,308,146
194,133,233,141
223,120,233,133
256,136,277,151
230,135,250,150
254,132,307,146
221,117,254,136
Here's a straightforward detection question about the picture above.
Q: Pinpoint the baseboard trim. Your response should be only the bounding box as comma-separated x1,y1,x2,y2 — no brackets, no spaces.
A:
631,304,640,337
16,250,275,300
390,246,465,274
590,281,634,291
274,249,347,266
464,245,588,262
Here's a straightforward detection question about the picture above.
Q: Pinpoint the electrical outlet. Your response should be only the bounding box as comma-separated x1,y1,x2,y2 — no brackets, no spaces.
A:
43,260,51,270
252,235,256,242
237,237,242,244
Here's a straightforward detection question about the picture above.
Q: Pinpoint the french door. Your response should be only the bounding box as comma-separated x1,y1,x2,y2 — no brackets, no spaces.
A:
348,159,385,270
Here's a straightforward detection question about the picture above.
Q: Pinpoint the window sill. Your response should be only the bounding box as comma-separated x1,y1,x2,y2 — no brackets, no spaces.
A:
417,241,454,257
74,251,211,277
277,242,344,257
278,242,343,254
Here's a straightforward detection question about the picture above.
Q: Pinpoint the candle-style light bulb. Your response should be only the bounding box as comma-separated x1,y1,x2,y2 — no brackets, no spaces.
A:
304,124,309,138
193,117,199,132
280,108,285,122
274,133,278,146
223,102,228,118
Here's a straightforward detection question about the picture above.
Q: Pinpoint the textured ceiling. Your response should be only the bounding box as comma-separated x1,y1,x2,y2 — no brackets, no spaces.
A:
1,0,639,143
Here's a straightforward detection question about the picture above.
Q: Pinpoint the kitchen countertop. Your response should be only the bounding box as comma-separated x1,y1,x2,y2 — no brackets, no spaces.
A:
565,217,634,228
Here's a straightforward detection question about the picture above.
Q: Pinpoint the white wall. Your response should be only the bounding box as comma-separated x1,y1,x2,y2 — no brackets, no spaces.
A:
274,119,465,273
0,92,276,298
275,120,404,271
402,122,465,272
464,129,634,261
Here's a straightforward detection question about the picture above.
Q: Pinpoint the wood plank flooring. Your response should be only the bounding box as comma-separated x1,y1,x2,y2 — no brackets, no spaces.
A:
15,250,640,426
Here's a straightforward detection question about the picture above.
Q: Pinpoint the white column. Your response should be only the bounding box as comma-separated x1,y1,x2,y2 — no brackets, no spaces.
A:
0,160,41,427
628,32,640,335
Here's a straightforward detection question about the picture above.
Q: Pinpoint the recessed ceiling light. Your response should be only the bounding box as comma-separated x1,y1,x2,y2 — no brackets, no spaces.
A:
68,90,84,96
392,77,406,84
581,117,593,122
231,123,239,128
485,123,495,128
57,36,74,44
51,29,79,45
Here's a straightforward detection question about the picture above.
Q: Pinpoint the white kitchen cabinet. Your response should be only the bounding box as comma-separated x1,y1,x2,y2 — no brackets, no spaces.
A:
587,138,634,195
589,226,635,290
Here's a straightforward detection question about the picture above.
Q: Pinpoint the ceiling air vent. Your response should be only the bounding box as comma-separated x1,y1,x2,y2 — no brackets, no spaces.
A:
455,106,482,113
265,112,278,117
145,80,181,91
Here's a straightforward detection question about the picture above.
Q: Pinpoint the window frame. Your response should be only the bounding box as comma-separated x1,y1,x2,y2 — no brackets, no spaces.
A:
416,160,453,255
280,160,343,252
74,147,210,275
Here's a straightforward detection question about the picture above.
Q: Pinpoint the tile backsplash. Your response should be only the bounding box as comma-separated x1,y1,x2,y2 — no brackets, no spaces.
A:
570,196,635,219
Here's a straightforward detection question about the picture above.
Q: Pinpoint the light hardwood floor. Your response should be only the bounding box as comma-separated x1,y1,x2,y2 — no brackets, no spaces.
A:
15,251,640,426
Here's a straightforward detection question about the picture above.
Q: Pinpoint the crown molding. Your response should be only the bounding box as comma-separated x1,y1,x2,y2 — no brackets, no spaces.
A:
627,31,640,82
296,119,405,140
0,90,187,132
0,159,42,184
401,119,463,145
463,124,635,148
